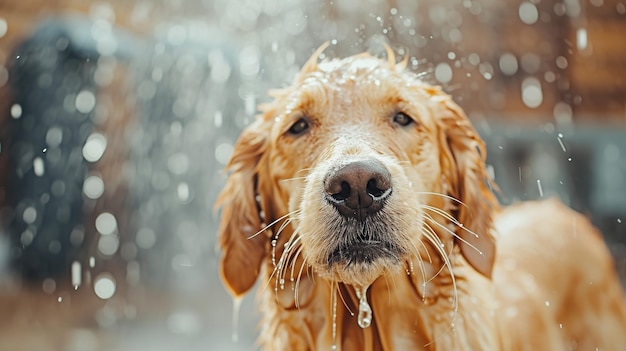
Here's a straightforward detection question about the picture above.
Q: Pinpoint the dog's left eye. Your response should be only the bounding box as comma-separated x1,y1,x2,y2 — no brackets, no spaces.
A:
288,118,310,135
393,112,414,127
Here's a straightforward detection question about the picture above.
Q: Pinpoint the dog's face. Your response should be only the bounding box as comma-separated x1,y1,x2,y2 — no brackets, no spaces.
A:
267,56,448,286
217,49,497,296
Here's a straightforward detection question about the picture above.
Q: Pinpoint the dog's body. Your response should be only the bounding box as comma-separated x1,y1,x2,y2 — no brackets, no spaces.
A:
217,49,626,350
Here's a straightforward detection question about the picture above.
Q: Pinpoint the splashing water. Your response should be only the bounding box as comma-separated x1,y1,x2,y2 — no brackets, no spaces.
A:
355,285,372,328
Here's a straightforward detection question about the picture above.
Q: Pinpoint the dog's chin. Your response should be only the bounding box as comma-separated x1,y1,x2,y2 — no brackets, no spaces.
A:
320,242,403,287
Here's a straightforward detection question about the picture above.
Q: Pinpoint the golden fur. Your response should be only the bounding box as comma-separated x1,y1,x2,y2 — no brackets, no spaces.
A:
216,48,626,350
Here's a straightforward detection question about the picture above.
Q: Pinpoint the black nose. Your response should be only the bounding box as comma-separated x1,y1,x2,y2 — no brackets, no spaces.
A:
324,159,392,221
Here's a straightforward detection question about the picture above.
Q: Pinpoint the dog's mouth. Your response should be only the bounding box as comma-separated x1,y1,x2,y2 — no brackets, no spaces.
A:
327,222,402,268
327,240,401,267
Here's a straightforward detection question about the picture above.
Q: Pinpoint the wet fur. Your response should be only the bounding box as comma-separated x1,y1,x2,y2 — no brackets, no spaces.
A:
216,49,626,350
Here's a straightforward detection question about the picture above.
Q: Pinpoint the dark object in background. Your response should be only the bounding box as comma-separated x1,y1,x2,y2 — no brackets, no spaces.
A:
0,16,245,292
2,17,140,282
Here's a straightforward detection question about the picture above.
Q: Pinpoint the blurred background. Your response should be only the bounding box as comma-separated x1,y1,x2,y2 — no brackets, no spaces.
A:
0,0,624,350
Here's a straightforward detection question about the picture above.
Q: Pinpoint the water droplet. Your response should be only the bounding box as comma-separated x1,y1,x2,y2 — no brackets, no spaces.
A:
168,153,190,175
136,228,157,249
95,212,117,235
468,53,480,66
0,18,7,39
71,261,82,288
82,133,107,162
232,297,243,342
576,28,588,51
177,183,190,202
215,143,233,165
98,235,119,256
42,278,56,294
554,102,573,125
75,90,96,114
434,62,453,84
84,175,105,199
521,77,543,108
214,111,223,128
45,127,63,147
23,206,37,224
537,179,544,197
557,136,566,152
355,285,372,328
555,56,568,69
519,2,539,24
499,52,518,76
33,157,45,176
10,104,22,119
94,274,116,300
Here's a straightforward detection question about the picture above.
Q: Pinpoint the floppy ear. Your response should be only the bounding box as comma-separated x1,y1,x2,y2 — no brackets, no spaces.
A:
436,92,498,278
216,118,271,297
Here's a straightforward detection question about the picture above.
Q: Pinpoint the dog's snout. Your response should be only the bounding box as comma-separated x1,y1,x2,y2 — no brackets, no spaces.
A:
324,159,392,221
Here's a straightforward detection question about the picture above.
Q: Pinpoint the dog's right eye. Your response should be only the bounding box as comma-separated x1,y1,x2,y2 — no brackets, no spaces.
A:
287,118,310,135
393,112,414,127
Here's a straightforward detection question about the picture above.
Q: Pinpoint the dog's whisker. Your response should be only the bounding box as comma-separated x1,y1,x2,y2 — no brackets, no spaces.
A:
294,249,308,309
420,224,449,283
424,216,483,256
409,230,434,265
419,204,457,223
288,241,304,281
404,238,432,301
415,191,468,208
420,222,459,347
420,203,485,240
422,212,456,259
247,209,300,240
277,236,302,286
336,283,355,317
279,176,308,183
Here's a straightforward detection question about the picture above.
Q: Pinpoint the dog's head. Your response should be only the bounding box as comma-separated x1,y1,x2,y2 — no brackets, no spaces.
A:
217,47,498,296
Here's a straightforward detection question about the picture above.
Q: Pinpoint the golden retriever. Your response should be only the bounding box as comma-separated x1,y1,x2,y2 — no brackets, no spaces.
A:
216,46,626,350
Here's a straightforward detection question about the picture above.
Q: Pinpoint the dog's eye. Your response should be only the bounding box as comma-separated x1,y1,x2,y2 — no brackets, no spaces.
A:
288,118,310,135
393,112,414,127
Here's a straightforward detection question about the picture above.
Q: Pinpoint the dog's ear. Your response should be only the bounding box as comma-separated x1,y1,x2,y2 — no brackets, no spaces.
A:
216,118,271,297
435,91,498,278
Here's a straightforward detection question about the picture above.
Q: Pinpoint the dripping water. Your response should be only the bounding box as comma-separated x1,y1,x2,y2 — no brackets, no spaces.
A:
232,296,243,343
355,285,372,329
331,282,338,350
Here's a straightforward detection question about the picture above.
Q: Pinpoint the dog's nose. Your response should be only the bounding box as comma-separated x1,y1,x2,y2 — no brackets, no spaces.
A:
324,159,392,221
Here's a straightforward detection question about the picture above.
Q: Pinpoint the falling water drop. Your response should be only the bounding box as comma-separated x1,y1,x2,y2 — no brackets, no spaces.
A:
71,261,82,288
331,286,338,350
355,285,372,328
232,296,242,343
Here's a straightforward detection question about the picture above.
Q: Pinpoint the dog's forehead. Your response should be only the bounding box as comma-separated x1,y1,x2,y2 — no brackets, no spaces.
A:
315,56,404,85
